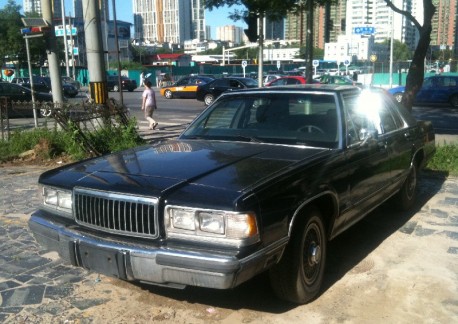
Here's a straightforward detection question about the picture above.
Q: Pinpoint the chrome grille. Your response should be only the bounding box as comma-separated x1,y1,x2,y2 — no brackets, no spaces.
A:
74,188,158,239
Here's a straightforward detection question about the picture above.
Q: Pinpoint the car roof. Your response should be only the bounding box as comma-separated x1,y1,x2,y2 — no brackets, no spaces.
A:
219,84,359,96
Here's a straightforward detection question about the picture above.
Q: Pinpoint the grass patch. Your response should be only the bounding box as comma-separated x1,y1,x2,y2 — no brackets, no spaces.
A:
426,144,458,176
0,119,145,164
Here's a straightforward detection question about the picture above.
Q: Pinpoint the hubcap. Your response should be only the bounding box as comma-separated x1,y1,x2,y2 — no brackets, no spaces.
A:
309,243,321,265
302,222,322,284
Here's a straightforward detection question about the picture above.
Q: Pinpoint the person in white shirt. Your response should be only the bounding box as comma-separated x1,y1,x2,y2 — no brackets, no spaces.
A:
141,80,158,130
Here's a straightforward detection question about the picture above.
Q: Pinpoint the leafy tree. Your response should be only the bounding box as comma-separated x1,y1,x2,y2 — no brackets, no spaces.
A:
384,0,436,111
0,0,24,68
381,39,412,62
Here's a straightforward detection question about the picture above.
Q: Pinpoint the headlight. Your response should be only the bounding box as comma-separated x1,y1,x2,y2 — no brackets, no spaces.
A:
40,185,73,216
165,206,259,247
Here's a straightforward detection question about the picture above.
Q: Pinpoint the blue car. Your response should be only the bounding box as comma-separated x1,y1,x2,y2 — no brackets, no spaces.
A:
388,75,458,107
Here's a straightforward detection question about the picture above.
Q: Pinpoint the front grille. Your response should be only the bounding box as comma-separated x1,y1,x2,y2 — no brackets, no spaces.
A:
74,188,159,239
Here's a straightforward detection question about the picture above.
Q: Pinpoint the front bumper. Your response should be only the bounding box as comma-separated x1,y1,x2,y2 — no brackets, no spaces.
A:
29,211,286,290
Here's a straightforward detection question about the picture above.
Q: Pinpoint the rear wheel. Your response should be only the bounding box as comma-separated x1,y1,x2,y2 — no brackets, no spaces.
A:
164,89,173,99
269,206,326,304
450,94,458,108
204,94,214,105
393,163,417,211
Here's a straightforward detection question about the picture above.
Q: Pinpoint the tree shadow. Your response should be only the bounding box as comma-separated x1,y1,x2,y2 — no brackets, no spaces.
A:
133,171,448,313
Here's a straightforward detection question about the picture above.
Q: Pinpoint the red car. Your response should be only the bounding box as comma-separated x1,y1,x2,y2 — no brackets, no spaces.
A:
265,76,317,87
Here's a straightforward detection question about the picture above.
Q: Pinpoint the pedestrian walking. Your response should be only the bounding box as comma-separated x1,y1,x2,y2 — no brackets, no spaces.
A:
141,80,158,130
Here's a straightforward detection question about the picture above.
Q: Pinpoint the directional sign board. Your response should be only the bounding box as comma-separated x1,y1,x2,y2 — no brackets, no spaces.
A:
353,26,376,35
55,26,77,37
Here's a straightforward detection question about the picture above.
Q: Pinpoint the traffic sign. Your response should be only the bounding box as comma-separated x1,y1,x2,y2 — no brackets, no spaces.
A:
344,59,350,66
353,26,376,35
312,59,319,67
370,55,377,63
277,61,281,69
55,26,77,37
241,60,247,68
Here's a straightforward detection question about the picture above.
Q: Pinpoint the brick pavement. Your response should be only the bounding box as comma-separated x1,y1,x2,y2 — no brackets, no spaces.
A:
0,165,457,322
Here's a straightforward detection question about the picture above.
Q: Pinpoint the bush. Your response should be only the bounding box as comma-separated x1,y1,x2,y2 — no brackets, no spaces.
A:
0,119,145,164
426,144,458,176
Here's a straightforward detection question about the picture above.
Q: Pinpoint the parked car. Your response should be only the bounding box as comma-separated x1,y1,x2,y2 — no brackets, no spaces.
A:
11,76,79,98
196,77,258,105
0,81,52,117
265,76,319,86
388,75,458,107
107,75,137,92
62,76,81,90
263,74,284,86
11,76,51,93
314,74,362,86
29,85,435,304
160,75,214,99
41,77,79,98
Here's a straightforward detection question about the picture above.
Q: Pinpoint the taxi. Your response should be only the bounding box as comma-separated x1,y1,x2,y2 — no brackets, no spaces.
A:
159,75,214,99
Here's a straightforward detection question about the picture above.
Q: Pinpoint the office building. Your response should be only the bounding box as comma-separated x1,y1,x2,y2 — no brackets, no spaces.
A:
133,0,206,45
23,0,62,19
216,25,244,45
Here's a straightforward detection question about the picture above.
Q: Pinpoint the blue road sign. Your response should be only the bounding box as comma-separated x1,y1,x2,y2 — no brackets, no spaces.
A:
353,27,376,35
55,27,77,37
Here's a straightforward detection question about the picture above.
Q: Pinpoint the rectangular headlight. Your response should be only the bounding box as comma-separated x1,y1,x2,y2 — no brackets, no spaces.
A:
165,206,259,247
40,185,73,216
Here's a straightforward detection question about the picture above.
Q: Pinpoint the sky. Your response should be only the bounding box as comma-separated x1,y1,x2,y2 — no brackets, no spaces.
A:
0,0,244,39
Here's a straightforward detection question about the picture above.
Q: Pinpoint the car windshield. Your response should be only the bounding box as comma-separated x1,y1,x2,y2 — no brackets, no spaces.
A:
242,78,258,86
180,92,340,148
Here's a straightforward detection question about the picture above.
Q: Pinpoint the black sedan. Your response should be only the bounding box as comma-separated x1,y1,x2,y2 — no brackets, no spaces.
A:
11,76,79,98
0,81,52,117
107,75,137,92
196,77,258,105
29,85,435,304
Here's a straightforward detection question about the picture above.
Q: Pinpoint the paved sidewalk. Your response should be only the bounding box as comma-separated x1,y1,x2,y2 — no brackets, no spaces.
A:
0,165,457,322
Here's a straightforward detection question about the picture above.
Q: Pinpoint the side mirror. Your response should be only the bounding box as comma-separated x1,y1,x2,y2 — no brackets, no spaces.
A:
359,128,378,145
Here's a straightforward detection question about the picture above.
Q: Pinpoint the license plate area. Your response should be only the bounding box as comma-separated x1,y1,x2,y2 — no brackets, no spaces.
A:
78,243,128,280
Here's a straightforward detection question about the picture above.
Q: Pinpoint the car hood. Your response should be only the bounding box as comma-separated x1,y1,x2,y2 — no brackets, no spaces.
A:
39,139,329,197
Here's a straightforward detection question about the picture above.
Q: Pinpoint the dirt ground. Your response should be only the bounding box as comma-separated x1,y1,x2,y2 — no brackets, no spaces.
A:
20,174,456,324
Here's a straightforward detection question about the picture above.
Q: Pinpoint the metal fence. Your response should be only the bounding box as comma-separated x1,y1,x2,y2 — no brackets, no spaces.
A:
0,97,133,156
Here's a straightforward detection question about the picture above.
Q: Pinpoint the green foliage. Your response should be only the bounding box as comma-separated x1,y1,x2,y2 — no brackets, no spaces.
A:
426,144,458,176
0,0,24,66
0,119,145,163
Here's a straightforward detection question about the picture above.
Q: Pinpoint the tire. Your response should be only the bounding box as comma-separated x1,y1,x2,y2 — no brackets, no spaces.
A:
269,206,327,304
393,163,417,211
393,92,403,103
40,104,52,117
164,90,173,99
113,85,120,92
450,94,458,108
204,94,214,106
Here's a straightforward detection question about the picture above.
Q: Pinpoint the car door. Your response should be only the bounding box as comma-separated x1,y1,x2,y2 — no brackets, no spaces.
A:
415,76,444,104
208,79,230,98
174,77,190,97
341,92,392,224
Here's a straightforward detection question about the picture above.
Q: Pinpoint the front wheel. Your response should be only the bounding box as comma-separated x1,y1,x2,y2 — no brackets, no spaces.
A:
450,94,458,108
164,89,173,99
40,104,52,117
393,92,403,103
269,206,327,304
204,94,214,106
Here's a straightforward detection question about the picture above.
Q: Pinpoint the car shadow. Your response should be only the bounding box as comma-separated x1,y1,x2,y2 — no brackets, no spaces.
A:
134,171,448,313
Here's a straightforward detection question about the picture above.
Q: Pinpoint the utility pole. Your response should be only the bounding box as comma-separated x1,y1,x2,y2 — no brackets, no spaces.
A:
258,13,264,88
61,0,70,77
41,0,64,103
112,0,124,105
82,0,108,104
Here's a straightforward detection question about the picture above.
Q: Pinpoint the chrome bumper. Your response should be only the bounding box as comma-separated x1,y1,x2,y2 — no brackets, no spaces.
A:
29,211,286,290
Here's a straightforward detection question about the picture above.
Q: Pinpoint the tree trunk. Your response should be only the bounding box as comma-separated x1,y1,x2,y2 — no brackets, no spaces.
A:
305,0,314,83
401,26,431,112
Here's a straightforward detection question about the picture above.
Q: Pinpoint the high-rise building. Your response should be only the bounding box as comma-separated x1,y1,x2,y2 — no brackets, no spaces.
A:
133,0,206,44
345,0,416,49
216,25,243,44
23,0,62,19
431,0,457,49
